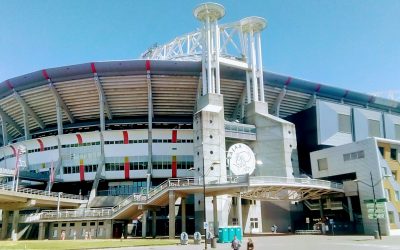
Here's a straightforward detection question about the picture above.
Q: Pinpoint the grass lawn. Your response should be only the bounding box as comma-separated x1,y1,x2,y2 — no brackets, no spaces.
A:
0,239,179,250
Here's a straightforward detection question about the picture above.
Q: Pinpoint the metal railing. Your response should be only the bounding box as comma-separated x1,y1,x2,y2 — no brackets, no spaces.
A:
0,183,84,200
0,167,14,176
249,176,343,190
20,175,343,222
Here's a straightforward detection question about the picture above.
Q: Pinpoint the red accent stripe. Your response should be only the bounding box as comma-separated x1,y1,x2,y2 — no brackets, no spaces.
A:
172,156,177,178
124,158,130,180
145,60,151,71
284,77,292,86
315,84,321,92
37,139,44,152
79,164,85,181
172,130,177,143
10,145,16,156
6,80,13,90
76,134,83,145
42,70,50,80
90,63,97,74
123,131,129,144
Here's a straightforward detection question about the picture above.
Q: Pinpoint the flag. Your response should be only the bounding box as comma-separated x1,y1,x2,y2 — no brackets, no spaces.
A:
50,161,55,184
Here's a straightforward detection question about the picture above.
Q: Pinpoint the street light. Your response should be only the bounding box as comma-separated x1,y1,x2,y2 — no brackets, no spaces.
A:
354,171,391,240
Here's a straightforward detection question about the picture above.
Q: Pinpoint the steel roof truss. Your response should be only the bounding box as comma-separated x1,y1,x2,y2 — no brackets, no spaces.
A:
48,83,75,124
94,75,112,120
13,91,45,129
0,106,25,136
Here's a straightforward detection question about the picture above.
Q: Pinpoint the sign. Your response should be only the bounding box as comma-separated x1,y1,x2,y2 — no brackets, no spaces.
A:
367,208,385,214
203,222,209,230
368,214,385,219
364,198,388,204
306,217,310,224
366,203,385,209
227,143,256,175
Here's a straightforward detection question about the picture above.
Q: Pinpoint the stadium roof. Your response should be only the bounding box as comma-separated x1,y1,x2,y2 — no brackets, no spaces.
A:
0,60,398,139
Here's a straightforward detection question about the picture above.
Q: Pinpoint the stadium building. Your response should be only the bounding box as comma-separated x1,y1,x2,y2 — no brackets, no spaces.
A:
0,2,399,241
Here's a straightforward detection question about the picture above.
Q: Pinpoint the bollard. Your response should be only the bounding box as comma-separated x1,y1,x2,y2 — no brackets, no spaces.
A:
211,237,217,248
374,231,379,239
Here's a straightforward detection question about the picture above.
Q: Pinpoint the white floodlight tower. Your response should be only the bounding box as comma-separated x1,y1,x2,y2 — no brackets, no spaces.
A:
240,17,267,103
194,2,225,96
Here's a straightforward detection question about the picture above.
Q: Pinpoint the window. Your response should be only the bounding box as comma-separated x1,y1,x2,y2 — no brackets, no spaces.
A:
390,148,397,160
317,158,328,171
250,218,259,229
232,218,238,226
70,223,75,227
99,222,104,226
54,223,58,228
90,222,96,226
395,124,400,140
343,151,365,161
53,230,58,238
61,223,66,227
379,147,384,157
385,189,390,200
368,119,381,137
395,190,400,201
338,114,351,133
82,222,87,226
388,211,395,224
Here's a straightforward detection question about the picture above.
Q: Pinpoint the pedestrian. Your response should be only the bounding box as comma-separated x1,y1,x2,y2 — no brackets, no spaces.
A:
247,238,254,250
231,235,241,250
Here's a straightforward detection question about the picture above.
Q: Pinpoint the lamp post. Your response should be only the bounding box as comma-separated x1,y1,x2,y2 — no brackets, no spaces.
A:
354,171,391,240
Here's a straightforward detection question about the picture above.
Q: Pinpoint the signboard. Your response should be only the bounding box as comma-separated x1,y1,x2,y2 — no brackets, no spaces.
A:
306,217,310,224
366,203,385,209
203,222,209,230
364,198,388,204
368,214,385,219
227,143,256,175
367,208,385,214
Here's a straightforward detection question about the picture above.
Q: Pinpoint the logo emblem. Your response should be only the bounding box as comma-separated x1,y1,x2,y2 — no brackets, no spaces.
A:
227,143,256,175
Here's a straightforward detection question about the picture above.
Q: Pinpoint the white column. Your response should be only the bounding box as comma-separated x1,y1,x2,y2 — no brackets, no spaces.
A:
250,30,259,102
11,210,19,241
55,98,63,135
1,120,7,146
22,109,30,140
256,32,265,102
347,196,354,222
213,195,218,236
206,16,213,94
236,194,243,236
1,210,9,240
142,210,147,238
215,23,221,94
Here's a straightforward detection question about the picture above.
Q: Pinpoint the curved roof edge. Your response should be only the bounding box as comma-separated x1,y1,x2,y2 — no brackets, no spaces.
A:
1,59,399,113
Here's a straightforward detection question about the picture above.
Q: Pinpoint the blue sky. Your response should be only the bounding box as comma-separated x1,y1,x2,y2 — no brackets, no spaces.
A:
0,0,399,95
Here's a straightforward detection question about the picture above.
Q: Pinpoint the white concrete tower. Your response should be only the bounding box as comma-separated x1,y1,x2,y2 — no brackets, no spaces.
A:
240,17,267,104
194,2,225,95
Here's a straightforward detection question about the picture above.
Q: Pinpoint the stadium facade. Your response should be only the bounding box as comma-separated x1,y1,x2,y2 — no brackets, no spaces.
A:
0,2,399,241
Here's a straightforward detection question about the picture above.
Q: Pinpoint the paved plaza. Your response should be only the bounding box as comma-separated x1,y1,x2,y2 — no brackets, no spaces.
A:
101,235,400,250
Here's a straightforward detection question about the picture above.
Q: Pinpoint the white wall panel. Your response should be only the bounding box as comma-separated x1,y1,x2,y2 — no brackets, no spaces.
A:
353,107,383,141
316,100,352,146
384,113,400,140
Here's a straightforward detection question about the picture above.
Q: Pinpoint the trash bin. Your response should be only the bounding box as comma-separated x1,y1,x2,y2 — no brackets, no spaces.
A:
374,231,380,239
211,237,217,248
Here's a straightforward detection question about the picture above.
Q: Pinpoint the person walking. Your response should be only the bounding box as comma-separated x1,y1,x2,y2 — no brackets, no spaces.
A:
247,238,254,250
231,235,241,250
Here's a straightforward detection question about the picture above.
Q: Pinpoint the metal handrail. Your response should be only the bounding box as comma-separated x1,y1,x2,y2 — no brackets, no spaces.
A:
0,183,83,200
24,175,343,222
249,176,343,190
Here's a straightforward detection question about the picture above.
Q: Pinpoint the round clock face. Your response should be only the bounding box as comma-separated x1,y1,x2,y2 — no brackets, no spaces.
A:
227,143,256,175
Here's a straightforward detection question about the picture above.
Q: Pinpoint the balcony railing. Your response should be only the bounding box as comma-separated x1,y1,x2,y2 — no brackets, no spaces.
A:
224,121,256,140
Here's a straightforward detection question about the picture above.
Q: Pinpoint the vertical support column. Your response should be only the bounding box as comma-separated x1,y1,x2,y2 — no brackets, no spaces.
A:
1,210,9,240
152,210,157,238
236,194,243,236
319,199,324,218
22,109,30,140
55,98,63,135
123,221,128,239
146,60,153,187
11,210,19,241
213,195,218,236
142,210,147,238
168,191,175,239
256,32,265,102
215,22,221,94
1,121,8,146
181,197,186,233
347,196,354,222
249,30,259,102
99,88,105,132
38,222,46,240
